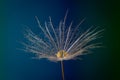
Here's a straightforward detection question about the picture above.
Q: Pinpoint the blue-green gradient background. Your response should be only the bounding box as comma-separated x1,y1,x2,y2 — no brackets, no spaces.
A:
0,0,119,80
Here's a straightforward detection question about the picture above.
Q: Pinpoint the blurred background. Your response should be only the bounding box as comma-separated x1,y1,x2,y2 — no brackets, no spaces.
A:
0,0,119,80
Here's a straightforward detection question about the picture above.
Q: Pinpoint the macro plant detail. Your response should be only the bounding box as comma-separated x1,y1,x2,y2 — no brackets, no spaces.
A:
22,11,104,80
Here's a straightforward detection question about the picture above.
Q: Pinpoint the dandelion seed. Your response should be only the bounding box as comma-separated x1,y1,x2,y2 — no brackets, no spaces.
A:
22,11,104,80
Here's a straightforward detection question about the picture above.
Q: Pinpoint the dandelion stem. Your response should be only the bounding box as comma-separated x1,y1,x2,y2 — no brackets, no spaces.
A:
61,60,65,80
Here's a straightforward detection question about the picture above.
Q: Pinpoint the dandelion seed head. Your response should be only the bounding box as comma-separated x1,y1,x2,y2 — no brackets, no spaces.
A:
22,11,104,62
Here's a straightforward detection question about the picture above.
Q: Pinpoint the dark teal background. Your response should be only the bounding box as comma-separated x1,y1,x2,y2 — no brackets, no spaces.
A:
0,0,119,80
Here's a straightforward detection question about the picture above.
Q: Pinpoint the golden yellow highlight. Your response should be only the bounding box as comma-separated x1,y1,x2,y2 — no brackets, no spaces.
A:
56,50,68,58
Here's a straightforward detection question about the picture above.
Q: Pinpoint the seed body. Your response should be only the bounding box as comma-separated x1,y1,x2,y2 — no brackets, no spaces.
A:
56,50,69,59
